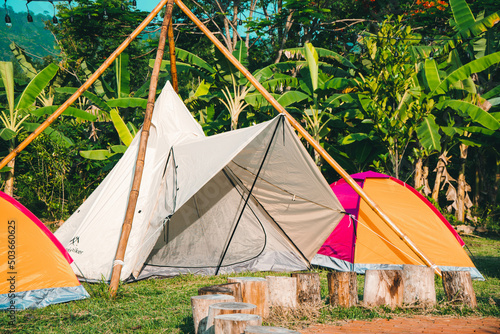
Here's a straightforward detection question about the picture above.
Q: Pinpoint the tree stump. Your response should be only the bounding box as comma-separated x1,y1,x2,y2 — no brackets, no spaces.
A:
266,276,297,308
442,271,477,308
327,271,358,307
245,326,302,333
291,272,321,305
363,270,404,308
199,282,243,302
402,265,436,306
214,313,262,334
206,302,257,333
228,277,269,319
191,294,235,334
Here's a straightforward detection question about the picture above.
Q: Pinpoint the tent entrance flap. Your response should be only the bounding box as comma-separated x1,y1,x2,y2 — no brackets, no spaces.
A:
215,116,284,275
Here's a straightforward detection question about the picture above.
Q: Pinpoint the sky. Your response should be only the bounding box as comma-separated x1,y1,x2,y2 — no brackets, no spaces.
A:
6,0,162,15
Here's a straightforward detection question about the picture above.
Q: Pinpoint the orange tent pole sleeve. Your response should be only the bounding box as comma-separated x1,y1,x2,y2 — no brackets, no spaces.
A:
0,0,171,171
173,0,442,276
108,0,174,298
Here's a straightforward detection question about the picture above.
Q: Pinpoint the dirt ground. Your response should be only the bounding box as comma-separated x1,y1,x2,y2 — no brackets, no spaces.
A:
301,316,500,333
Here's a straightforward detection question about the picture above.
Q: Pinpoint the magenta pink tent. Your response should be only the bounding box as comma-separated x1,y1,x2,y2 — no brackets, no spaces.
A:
311,171,482,279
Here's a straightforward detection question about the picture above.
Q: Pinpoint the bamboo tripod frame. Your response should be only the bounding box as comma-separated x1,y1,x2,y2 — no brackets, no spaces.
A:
0,0,441,297
172,0,442,277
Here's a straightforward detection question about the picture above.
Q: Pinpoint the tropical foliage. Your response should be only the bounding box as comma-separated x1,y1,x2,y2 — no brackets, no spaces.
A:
0,0,499,228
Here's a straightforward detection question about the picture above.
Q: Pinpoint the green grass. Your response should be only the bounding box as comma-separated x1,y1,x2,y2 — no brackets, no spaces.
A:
1,236,499,333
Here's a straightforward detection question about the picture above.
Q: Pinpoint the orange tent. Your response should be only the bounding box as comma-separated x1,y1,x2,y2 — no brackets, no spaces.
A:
1,191,88,309
312,171,483,279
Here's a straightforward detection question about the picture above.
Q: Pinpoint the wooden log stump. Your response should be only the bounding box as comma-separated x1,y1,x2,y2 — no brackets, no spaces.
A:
291,272,321,305
206,302,257,334
199,282,243,302
442,271,477,308
363,270,403,308
402,265,436,306
228,277,269,319
245,326,302,333
191,294,235,334
327,271,358,307
266,276,297,308
214,313,262,334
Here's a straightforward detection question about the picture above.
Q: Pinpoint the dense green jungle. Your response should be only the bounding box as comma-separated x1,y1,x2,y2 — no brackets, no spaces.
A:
0,0,499,232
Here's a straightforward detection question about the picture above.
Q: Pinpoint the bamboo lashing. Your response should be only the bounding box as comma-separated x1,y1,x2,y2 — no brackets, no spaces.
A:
108,0,175,297
173,0,442,277
0,0,171,171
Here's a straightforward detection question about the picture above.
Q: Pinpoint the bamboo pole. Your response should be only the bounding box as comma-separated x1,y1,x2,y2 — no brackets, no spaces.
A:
0,0,170,171
108,0,175,298
167,0,178,93
174,0,442,277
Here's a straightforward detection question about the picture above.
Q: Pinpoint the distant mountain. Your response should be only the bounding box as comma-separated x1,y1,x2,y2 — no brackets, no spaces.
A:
1,7,56,62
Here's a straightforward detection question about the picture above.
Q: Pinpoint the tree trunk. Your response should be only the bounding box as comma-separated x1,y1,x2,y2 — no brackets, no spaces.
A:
363,270,404,308
228,277,269,319
456,143,468,222
207,302,256,333
199,283,242,302
402,265,436,307
442,271,477,308
291,272,321,305
232,0,240,49
266,276,297,308
3,144,16,196
414,156,423,192
191,294,235,334
432,151,448,202
327,271,358,307
245,0,257,51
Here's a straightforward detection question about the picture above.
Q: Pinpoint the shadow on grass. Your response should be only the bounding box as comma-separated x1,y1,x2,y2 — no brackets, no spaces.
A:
474,256,500,279
178,315,194,334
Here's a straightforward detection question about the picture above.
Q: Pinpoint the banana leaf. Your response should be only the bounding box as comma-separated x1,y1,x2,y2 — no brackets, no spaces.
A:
32,106,97,121
416,115,442,152
110,109,133,146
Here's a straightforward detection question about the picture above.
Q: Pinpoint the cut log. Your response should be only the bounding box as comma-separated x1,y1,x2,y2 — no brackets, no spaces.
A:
291,272,321,305
206,302,257,333
245,326,301,333
442,271,477,308
214,313,262,334
228,277,269,319
191,294,235,334
327,271,358,307
363,270,403,308
402,265,436,306
266,276,297,308
199,282,243,302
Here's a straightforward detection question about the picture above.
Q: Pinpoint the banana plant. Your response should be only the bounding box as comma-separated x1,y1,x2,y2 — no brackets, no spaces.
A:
444,0,500,52
58,53,148,122
79,108,137,161
0,61,96,196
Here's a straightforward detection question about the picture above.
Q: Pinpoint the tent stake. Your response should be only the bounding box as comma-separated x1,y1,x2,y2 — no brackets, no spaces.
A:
0,0,170,171
173,0,442,277
108,0,175,298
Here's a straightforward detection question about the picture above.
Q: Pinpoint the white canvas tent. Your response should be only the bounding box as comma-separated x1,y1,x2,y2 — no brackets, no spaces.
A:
55,82,345,281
